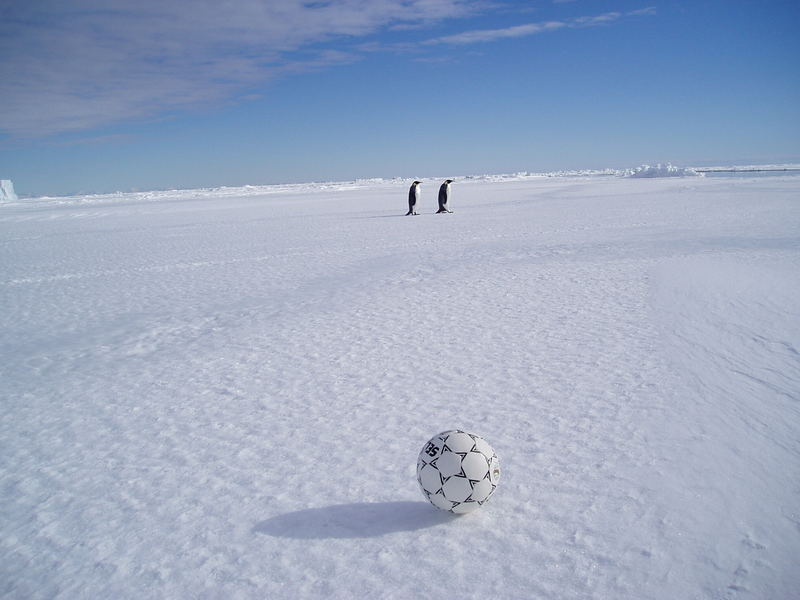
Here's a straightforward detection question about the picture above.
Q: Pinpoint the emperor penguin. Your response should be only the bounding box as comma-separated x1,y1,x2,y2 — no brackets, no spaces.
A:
436,179,454,213
406,180,421,215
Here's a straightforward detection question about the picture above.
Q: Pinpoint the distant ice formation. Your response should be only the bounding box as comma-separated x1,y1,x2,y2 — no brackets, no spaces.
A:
622,164,701,178
0,179,17,202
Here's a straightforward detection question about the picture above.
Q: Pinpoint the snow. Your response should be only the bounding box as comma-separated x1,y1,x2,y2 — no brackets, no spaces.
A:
0,179,17,202
1,173,799,599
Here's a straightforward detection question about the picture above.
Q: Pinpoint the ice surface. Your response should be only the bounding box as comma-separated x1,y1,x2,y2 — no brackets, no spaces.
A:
1,173,799,598
0,179,17,202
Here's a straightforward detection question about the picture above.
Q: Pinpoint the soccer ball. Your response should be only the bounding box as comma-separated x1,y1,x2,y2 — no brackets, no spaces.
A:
416,430,500,514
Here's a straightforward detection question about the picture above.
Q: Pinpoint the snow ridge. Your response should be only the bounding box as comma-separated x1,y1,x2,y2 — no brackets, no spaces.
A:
621,164,701,178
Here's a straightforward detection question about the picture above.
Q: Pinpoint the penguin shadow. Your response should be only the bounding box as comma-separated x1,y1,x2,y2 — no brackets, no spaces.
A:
361,212,451,219
253,501,455,539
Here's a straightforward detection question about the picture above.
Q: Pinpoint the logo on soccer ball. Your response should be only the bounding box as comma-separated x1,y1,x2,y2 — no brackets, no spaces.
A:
416,430,500,514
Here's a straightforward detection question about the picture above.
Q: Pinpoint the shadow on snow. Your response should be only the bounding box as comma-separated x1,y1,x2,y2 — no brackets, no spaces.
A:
253,501,456,539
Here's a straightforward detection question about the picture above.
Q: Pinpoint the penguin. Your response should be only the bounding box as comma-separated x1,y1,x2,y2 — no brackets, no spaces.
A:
436,179,454,213
406,180,421,215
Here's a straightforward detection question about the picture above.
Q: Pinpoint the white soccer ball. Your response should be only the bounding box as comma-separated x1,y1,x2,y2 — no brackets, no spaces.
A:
416,430,500,514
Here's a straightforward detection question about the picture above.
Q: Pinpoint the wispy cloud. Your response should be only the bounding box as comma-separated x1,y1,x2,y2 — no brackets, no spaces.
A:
0,0,488,138
628,6,658,17
428,20,566,44
0,2,655,139
426,7,655,45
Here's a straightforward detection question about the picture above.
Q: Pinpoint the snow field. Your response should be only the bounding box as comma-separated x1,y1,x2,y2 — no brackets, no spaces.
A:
1,175,799,598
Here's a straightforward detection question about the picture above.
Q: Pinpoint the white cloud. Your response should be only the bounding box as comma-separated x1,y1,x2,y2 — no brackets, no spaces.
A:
429,20,566,44
0,2,655,138
0,0,487,138
628,6,658,17
426,7,655,45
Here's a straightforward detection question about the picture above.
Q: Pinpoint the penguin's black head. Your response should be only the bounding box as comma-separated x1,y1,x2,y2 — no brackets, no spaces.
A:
413,180,421,185
445,179,454,184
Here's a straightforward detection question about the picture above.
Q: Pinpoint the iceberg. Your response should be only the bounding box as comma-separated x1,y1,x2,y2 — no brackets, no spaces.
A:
1,179,17,202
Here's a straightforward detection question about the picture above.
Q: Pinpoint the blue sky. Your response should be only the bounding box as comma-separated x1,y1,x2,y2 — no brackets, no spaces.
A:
1,0,798,196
